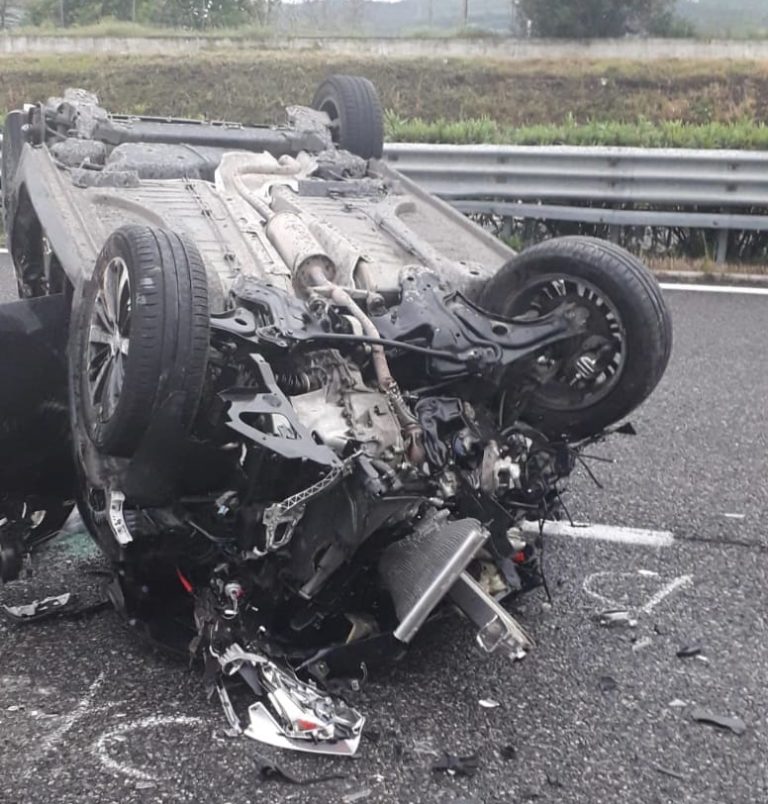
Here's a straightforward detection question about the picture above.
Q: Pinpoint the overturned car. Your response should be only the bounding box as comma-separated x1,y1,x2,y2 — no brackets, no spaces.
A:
0,78,672,753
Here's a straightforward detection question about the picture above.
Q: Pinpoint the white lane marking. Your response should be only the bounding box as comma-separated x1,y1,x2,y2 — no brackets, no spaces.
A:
660,283,768,295
640,575,694,613
522,520,674,548
92,715,205,782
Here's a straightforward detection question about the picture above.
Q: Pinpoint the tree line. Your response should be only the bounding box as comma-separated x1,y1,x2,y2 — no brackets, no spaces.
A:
9,0,692,37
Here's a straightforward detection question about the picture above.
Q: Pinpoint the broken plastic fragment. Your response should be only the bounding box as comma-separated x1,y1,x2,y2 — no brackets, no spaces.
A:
652,764,687,781
1,593,77,623
342,789,371,803
599,676,618,692
595,610,638,628
676,644,703,659
691,708,747,736
479,699,500,709
632,637,653,652
499,744,517,761
214,643,365,755
254,750,348,785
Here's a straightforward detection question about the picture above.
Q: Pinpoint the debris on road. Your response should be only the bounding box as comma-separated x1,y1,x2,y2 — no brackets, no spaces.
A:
479,699,501,709
431,752,480,778
342,788,371,803
254,751,349,785
499,744,517,761
599,675,618,692
723,513,746,520
652,764,688,781
669,699,688,708
632,636,653,652
676,644,703,659
595,610,638,628
691,708,747,736
1,593,78,623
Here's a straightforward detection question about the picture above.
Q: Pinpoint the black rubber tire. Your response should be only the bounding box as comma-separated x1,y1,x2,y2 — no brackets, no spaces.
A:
477,236,672,439
312,75,384,159
73,225,210,457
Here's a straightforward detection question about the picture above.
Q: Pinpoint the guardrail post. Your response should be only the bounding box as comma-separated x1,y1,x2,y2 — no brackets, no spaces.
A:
716,230,729,264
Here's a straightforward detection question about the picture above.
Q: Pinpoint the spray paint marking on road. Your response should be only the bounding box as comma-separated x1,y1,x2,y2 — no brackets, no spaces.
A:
640,575,694,613
92,715,205,782
522,520,674,548
583,570,694,613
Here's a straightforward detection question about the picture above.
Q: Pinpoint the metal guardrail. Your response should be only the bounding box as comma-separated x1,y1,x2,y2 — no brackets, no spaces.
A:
384,143,768,262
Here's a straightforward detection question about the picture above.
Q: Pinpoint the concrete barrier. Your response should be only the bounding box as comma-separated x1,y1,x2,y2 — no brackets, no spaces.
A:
2,34,768,61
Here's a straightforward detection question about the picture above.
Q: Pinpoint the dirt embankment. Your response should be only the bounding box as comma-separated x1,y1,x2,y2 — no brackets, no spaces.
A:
1,52,766,125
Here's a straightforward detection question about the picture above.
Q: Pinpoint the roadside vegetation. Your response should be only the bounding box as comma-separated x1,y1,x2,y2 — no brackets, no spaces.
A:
386,114,768,150
3,52,768,139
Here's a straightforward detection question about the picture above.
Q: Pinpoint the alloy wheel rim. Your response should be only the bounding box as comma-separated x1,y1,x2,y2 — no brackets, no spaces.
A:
512,274,627,411
87,256,131,422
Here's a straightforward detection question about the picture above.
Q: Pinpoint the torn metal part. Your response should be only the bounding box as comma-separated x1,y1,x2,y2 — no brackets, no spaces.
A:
690,708,747,736
1,593,78,623
449,571,534,660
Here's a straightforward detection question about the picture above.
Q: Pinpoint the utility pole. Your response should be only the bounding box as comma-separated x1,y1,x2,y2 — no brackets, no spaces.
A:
462,0,469,27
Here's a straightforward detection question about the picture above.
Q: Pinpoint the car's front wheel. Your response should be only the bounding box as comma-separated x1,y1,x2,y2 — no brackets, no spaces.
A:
71,225,210,457
478,236,673,439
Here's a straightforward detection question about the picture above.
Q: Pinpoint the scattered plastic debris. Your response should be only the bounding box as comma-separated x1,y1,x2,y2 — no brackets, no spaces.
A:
637,569,660,578
254,752,349,785
676,644,703,659
694,655,710,665
652,764,688,781
595,610,638,628
632,637,653,652
668,699,688,708
479,699,501,709
599,676,618,692
546,772,564,788
499,744,517,761
342,789,371,803
691,708,747,736
431,752,480,778
723,513,746,520
135,781,157,791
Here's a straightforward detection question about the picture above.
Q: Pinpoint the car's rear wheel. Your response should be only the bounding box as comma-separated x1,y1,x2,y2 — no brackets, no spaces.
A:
478,236,672,439
312,75,384,160
72,225,210,457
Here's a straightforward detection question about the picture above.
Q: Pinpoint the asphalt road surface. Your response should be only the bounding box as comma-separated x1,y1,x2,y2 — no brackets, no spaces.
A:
1,251,767,804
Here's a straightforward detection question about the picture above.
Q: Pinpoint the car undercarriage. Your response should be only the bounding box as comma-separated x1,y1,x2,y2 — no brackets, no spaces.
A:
0,79,672,753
